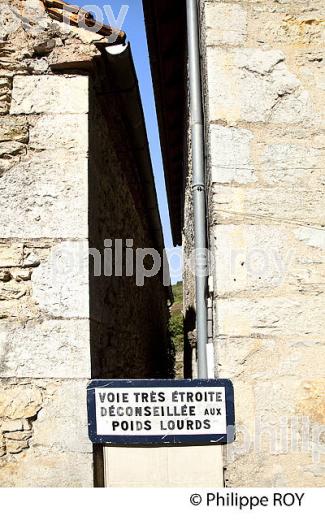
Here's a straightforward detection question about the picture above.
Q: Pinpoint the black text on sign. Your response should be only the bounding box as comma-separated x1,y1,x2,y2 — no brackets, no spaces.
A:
87,379,235,445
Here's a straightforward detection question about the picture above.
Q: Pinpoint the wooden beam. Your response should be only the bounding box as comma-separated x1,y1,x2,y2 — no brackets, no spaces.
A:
42,0,126,44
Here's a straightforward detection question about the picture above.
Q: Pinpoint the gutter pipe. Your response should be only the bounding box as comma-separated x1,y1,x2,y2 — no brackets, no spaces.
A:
186,0,209,378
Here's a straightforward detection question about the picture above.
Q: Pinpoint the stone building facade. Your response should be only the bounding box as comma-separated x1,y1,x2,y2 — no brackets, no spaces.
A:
144,0,324,486
201,0,324,487
0,1,172,486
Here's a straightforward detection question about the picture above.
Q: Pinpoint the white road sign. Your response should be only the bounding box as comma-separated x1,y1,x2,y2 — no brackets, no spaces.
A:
87,379,235,445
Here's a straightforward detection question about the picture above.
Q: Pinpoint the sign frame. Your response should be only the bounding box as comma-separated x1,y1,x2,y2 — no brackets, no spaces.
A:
87,379,235,446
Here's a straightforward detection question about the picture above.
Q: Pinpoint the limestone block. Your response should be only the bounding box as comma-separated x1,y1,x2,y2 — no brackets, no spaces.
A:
29,114,88,151
3,431,32,441
0,78,11,115
33,379,91,454
212,224,325,295
22,251,41,267
254,379,305,419
0,448,93,487
0,379,93,487
216,336,263,379
232,380,255,429
294,228,325,250
248,10,325,47
0,319,91,378
0,280,26,300
212,185,324,226
271,90,322,125
1,419,31,433
0,271,11,282
0,296,40,320
48,44,96,70
209,125,256,184
14,269,32,281
235,49,287,76
32,241,89,319
206,47,319,125
297,380,325,425
0,151,88,238
5,439,29,454
0,140,25,157
10,75,89,115
260,142,323,186
0,116,28,143
25,58,49,74
216,337,325,381
0,243,23,268
204,3,247,46
212,225,292,294
0,384,42,420
225,452,325,487
217,296,325,339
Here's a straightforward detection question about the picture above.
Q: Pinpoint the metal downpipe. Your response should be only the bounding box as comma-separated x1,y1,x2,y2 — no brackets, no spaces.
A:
186,0,208,379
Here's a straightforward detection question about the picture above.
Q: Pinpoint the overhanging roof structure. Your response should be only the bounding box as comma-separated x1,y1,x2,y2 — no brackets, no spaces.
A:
143,0,187,246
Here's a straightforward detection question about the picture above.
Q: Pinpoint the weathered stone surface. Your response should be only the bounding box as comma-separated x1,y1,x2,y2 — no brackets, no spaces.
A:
0,439,6,457
48,44,95,70
0,281,26,301
248,9,325,47
26,58,49,74
199,0,325,490
1,418,31,433
14,269,31,281
297,380,325,424
216,337,325,381
0,78,11,115
0,319,91,377
0,297,40,321
209,125,256,184
4,431,32,441
29,114,88,151
260,142,323,185
225,452,325,487
0,243,23,268
0,116,28,143
206,47,319,125
22,252,40,268
0,151,88,238
32,241,89,319
217,296,325,338
5,439,29,454
294,227,325,250
212,185,324,226
33,379,91,453
10,75,89,115
0,384,42,420
0,448,93,487
212,224,325,296
0,378,93,487
0,271,11,282
204,3,247,46
0,0,173,489
0,140,25,157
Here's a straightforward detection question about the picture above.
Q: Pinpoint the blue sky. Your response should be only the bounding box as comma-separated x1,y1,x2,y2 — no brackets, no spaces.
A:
87,1,182,283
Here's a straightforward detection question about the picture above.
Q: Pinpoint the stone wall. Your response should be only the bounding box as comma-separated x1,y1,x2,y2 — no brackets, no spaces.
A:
87,75,172,380
0,0,171,486
199,0,325,486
